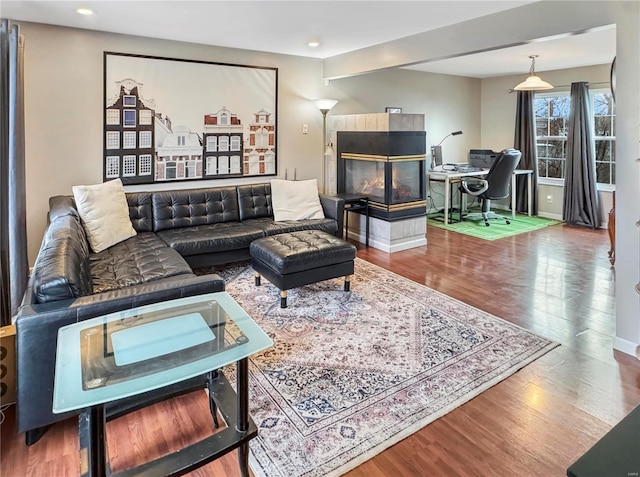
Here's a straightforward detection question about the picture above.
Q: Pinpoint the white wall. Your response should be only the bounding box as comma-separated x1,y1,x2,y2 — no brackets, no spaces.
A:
480,64,614,224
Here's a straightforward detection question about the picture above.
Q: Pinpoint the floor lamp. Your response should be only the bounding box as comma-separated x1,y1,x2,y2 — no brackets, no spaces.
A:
314,99,338,193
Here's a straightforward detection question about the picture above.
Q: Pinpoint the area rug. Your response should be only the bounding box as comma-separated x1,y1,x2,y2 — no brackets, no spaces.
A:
428,210,562,240
213,259,558,477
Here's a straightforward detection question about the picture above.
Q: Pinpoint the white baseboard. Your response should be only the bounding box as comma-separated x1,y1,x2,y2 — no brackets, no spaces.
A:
613,336,640,359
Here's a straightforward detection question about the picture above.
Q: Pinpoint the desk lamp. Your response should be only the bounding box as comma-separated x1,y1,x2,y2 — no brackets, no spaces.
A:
431,130,463,169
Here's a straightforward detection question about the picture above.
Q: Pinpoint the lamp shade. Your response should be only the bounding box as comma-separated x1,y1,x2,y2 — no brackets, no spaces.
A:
513,55,553,91
514,74,553,91
314,99,338,113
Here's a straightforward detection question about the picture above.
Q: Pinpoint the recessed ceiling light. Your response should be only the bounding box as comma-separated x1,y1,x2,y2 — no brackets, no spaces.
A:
307,41,320,48
76,8,94,15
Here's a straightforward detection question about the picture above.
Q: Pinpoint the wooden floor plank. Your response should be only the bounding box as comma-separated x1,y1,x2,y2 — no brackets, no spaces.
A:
2,223,639,477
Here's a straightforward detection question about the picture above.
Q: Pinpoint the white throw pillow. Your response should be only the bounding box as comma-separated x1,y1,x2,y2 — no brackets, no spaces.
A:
271,179,325,221
72,178,137,253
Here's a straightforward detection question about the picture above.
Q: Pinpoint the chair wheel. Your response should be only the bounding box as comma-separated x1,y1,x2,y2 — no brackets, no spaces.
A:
485,222,490,227
506,220,511,224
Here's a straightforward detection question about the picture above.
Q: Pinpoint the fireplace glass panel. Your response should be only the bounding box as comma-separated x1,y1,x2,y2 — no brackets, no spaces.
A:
345,160,386,203
391,161,423,204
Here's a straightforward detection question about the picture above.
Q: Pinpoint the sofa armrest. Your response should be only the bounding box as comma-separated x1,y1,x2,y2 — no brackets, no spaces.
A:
14,273,224,434
319,194,345,237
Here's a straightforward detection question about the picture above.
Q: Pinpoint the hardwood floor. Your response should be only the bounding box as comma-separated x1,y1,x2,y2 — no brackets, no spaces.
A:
2,223,639,476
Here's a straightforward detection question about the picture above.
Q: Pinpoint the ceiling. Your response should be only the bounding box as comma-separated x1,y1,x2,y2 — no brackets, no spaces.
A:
1,0,616,78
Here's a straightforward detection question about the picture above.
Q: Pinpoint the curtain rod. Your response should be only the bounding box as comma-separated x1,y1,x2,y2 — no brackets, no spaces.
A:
508,81,610,93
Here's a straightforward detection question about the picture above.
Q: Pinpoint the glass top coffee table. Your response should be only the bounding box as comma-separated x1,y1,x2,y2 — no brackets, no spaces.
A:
53,292,273,477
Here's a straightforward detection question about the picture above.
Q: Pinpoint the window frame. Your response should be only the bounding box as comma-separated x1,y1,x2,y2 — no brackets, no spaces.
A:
535,88,615,188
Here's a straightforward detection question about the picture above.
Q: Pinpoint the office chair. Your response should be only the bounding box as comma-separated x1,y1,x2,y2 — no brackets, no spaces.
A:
459,148,522,226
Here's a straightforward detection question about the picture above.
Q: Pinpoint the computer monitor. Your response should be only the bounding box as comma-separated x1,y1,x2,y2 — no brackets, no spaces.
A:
469,149,499,169
430,145,443,169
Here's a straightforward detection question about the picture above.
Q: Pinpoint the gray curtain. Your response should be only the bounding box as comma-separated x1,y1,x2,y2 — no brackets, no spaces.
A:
563,82,601,229
0,19,27,326
513,90,538,214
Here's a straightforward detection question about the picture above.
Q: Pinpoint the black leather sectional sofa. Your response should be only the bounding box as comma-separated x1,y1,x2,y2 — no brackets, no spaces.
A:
15,182,345,443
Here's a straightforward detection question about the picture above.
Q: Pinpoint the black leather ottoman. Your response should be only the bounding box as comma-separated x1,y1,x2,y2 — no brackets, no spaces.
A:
250,230,357,307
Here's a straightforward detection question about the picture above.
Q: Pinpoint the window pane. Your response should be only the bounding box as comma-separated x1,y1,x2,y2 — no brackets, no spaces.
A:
547,159,564,179
538,159,547,177
549,118,566,136
593,93,612,115
534,98,550,118
536,119,548,136
594,116,612,136
537,143,548,158
548,140,565,158
550,96,570,117
594,139,610,161
596,162,611,185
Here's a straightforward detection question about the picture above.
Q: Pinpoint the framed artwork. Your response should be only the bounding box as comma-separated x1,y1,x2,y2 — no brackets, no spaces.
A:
385,107,402,114
103,52,278,185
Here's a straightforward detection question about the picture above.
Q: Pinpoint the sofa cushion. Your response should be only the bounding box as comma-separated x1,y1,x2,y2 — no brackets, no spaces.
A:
271,179,325,221
72,179,137,253
156,223,265,257
237,183,272,221
126,192,154,233
32,214,92,303
242,217,338,236
152,187,240,232
90,232,192,294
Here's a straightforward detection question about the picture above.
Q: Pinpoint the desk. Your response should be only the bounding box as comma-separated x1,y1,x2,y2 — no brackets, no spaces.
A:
428,167,533,225
53,292,273,477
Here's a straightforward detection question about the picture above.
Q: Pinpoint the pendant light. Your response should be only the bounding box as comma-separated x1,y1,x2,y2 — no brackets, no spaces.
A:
513,55,553,91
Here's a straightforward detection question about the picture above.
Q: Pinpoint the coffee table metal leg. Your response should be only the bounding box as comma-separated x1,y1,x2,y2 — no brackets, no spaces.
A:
206,370,220,429
79,406,106,477
237,357,250,477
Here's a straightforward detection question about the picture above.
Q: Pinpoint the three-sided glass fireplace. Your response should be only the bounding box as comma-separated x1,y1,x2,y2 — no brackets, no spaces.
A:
337,131,427,220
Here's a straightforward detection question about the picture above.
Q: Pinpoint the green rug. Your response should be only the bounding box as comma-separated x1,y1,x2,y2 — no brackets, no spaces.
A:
428,210,562,240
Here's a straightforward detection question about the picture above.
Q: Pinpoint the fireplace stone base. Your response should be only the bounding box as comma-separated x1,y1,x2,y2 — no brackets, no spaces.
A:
346,213,427,253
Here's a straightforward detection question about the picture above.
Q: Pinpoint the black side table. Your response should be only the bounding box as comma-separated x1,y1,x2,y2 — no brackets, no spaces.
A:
336,193,369,247
567,404,640,477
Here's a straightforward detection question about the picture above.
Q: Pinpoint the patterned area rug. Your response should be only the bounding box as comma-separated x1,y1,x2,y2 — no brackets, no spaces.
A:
210,259,558,477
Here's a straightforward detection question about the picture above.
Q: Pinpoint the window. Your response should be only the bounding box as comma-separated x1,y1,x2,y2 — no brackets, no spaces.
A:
106,109,120,125
139,109,152,125
139,131,152,148
231,135,241,151
206,156,216,175
139,154,152,175
219,136,229,152
206,136,217,152
177,135,186,146
219,113,228,125
123,110,136,127
123,131,136,149
535,90,615,185
106,131,120,149
106,156,120,178
185,161,197,178
123,155,137,176
255,127,269,148
123,95,137,107
218,156,229,174
165,161,177,179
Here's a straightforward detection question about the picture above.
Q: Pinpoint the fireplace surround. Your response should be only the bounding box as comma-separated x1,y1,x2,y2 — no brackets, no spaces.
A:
337,131,427,220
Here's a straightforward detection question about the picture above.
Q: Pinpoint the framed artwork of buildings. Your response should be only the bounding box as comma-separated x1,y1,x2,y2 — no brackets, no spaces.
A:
103,52,278,185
